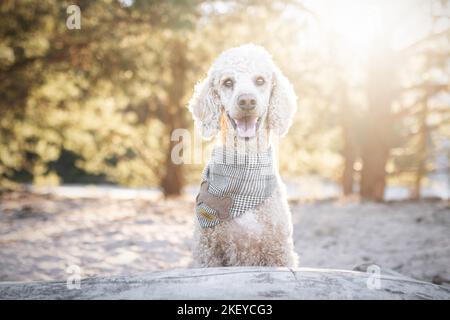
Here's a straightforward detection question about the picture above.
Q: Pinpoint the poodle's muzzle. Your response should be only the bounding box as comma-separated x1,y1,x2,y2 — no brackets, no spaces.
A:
237,93,257,111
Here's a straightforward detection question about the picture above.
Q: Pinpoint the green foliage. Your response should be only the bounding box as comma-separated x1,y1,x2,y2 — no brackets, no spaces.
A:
0,0,202,189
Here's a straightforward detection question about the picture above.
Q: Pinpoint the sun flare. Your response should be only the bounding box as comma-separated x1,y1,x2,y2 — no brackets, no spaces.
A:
320,0,382,55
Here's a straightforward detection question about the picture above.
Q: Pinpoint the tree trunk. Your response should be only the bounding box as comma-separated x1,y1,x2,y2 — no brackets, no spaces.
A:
359,37,398,202
161,140,185,197
1,267,449,299
160,39,188,197
412,100,429,199
342,139,356,196
360,141,390,201
338,79,356,196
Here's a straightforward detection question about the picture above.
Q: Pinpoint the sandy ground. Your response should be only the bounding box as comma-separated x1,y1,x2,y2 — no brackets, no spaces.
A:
0,190,449,287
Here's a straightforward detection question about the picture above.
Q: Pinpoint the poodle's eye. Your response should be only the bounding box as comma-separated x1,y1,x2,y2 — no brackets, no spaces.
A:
223,78,234,88
255,76,265,86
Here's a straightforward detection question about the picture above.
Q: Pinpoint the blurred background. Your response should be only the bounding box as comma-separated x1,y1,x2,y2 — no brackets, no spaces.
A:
1,0,449,200
0,0,449,286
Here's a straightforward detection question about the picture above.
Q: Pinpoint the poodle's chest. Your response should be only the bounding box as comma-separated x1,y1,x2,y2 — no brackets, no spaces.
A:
195,147,277,228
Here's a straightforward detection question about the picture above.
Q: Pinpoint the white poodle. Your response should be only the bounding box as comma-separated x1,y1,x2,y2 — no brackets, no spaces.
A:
188,44,298,267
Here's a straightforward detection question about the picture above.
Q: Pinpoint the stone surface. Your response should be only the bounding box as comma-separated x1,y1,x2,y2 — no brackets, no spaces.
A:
1,267,449,300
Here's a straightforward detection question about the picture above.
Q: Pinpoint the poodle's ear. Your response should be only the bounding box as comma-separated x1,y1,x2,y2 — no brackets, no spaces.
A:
268,66,297,136
188,75,221,139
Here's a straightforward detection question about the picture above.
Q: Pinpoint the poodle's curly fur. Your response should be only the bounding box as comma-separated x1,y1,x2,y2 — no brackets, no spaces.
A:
188,44,298,267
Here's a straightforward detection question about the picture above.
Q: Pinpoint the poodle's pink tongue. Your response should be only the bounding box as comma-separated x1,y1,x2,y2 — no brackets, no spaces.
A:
235,117,258,138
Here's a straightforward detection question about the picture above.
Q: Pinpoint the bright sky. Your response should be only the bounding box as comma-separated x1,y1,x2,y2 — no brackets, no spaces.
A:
302,0,449,51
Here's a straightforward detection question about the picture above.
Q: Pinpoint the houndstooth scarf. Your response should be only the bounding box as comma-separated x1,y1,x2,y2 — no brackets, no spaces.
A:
195,146,277,228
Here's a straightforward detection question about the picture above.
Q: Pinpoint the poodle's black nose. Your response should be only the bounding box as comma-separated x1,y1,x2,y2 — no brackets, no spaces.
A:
237,94,257,110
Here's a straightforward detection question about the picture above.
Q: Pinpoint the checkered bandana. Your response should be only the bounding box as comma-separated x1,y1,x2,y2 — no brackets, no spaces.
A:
195,146,277,228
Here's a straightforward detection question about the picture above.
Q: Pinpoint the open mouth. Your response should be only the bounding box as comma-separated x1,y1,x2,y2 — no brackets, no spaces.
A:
227,113,263,139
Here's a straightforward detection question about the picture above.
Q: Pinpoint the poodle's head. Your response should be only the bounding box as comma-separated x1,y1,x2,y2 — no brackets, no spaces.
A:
189,44,297,140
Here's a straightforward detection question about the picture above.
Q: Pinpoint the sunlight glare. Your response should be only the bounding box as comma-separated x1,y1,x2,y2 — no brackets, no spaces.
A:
322,1,382,55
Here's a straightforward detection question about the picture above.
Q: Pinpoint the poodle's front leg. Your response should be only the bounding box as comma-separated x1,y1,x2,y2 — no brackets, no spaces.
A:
192,224,227,267
230,235,297,267
259,237,298,267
